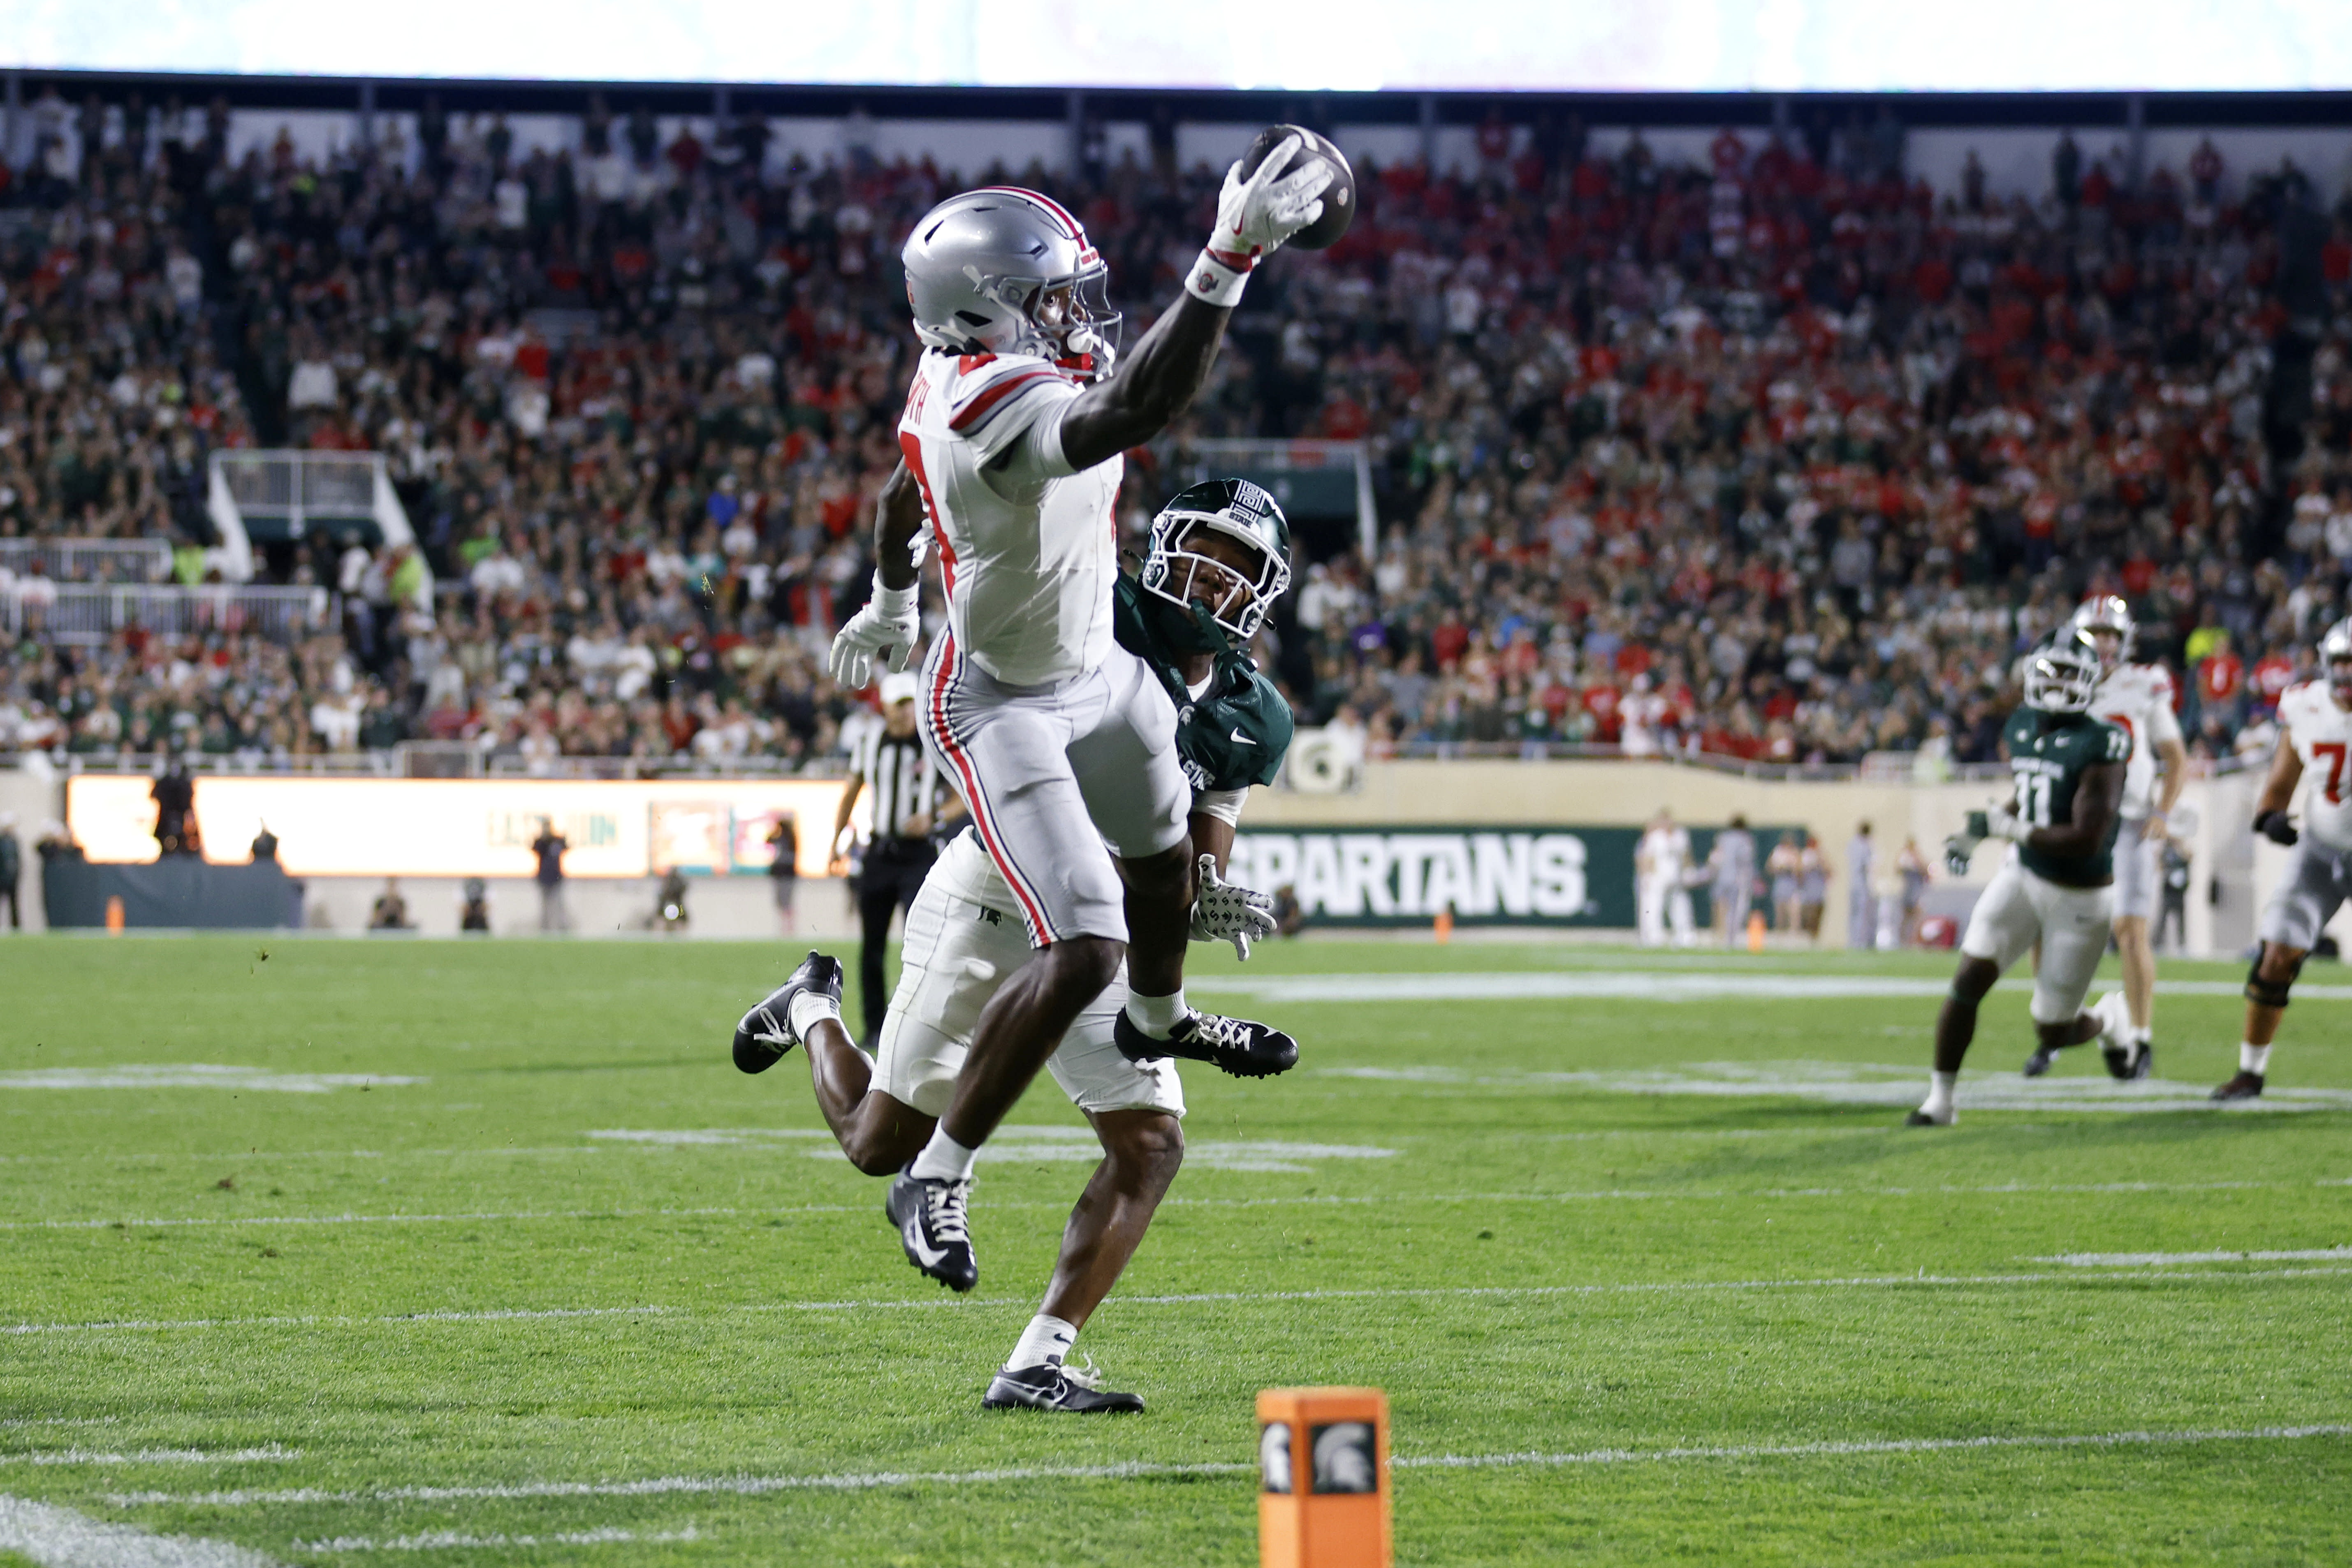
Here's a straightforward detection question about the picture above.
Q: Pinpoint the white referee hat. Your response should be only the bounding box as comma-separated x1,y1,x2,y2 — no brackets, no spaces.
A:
879,672,920,706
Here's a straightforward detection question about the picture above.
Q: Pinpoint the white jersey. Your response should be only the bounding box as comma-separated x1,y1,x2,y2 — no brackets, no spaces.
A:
897,348,1121,686
1639,825,1692,884
2089,662,2183,820
2278,680,2352,852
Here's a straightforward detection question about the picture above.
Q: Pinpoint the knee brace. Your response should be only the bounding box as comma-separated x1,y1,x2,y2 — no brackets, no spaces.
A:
2245,949,2304,1010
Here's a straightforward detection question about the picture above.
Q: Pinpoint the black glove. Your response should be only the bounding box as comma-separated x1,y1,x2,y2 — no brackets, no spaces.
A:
2255,809,2299,847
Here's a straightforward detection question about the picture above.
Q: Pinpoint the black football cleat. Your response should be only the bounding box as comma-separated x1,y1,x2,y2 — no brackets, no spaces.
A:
1903,1109,1952,1128
885,1166,977,1292
1113,1008,1298,1079
2211,1070,2265,1102
2102,1039,2155,1081
982,1359,1144,1414
2021,1044,2060,1077
731,951,843,1074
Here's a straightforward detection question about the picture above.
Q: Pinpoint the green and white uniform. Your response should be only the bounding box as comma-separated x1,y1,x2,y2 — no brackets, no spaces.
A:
1960,709,2129,1023
871,576,1294,1121
1957,714,2126,1029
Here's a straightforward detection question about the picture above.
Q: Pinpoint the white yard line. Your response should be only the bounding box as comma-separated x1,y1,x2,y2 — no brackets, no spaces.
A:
1191,971,2352,1004
2038,1246,2352,1267
286,1526,699,1554
104,1423,2352,1512
9,1171,2340,1237
16,1265,2351,1340
0,1492,283,1566
0,1448,296,1468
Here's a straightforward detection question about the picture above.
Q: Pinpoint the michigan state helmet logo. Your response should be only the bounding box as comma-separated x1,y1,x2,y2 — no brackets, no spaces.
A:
1139,479,1294,650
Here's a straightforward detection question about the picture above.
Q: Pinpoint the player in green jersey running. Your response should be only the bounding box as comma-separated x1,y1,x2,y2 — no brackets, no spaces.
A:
1909,631,2136,1127
728,479,1297,1410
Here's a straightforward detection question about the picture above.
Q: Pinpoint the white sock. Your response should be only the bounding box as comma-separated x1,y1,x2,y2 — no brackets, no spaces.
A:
2129,1024,2153,1047
1920,1070,1958,1121
1006,1313,1077,1371
788,990,843,1044
909,1126,978,1183
1124,988,1189,1039
2241,1043,2272,1076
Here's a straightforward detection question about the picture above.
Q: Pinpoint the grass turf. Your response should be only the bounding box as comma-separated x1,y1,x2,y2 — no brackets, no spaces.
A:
1,934,2347,1565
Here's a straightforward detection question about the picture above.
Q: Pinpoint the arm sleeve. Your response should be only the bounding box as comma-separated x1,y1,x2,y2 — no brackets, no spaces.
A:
1191,787,1250,827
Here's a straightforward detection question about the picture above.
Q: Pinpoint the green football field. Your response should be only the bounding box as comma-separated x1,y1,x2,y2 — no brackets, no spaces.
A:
3,934,2349,1566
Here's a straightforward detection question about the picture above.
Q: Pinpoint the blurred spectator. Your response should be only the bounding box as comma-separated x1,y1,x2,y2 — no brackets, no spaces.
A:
531,817,570,932
250,821,278,863
0,813,19,929
766,814,799,933
459,876,491,933
151,760,197,856
368,877,412,930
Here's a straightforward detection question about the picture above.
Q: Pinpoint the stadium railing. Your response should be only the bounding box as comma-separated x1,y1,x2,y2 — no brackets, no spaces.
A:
0,584,333,644
0,539,178,584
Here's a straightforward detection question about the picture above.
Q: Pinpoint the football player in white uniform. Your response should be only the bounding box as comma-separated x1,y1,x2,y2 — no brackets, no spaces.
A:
2216,618,2352,1100
2023,597,2187,1076
1909,634,2132,1127
736,487,1293,1411
825,155,1330,1292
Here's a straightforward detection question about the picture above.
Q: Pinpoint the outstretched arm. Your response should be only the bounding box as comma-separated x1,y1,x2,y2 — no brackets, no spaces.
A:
1054,136,1333,473
1054,296,1234,472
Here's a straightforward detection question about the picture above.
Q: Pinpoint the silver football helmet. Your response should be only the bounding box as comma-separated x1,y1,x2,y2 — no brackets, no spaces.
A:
901,187,1121,378
2320,616,2352,705
2069,594,2136,673
2023,630,2103,714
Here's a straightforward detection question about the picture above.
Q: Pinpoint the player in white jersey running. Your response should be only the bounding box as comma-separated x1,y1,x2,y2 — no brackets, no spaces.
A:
824,149,1332,1291
2215,618,2352,1100
2023,596,2188,1076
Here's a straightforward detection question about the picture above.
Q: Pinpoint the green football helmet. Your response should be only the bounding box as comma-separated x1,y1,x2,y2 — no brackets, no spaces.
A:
1139,479,1293,650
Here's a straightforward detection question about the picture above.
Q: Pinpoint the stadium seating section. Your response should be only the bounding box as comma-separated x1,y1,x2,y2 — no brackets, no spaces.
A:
4,101,2350,771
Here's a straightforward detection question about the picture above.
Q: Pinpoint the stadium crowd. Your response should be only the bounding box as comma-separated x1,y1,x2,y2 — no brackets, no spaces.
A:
4,92,2352,771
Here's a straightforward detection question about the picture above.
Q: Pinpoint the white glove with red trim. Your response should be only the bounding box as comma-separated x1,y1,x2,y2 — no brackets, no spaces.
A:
1186,136,1335,308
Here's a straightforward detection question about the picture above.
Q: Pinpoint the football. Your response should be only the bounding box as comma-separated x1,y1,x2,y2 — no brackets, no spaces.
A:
1239,124,1356,250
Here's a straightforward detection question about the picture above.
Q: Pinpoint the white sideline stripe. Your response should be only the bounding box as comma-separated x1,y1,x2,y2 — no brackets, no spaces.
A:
288,1527,700,1553
106,1424,2352,1510
0,1065,425,1094
18,1265,2352,1339
1191,971,2352,1004
1390,1423,2352,1473
9,1172,2339,1237
1313,1058,2352,1114
2039,1246,2352,1267
0,1446,296,1467
0,1492,283,1566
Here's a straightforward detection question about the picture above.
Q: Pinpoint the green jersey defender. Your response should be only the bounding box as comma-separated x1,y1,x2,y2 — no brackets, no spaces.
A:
1997,704,2131,886
1910,632,2138,1128
1114,476,1297,798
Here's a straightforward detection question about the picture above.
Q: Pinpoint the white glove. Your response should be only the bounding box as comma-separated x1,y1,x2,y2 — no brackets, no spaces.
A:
825,575,920,689
1982,804,2027,843
1189,852,1277,961
1210,135,1335,264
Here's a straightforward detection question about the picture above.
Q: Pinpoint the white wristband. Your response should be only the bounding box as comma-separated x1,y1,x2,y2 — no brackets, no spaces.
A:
1184,249,1251,308
871,573,918,616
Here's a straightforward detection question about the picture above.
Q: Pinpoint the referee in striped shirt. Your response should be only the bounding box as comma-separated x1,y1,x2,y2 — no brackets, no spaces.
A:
834,671,960,1043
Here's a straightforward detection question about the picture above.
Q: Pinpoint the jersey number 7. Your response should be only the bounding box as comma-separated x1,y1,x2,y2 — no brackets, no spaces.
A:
2316,741,2347,805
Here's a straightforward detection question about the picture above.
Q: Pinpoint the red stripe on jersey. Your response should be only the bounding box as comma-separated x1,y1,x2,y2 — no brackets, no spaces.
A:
946,367,1062,434
897,430,955,596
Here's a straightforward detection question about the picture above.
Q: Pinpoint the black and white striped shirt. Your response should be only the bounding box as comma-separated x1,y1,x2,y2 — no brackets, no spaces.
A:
852,729,946,848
